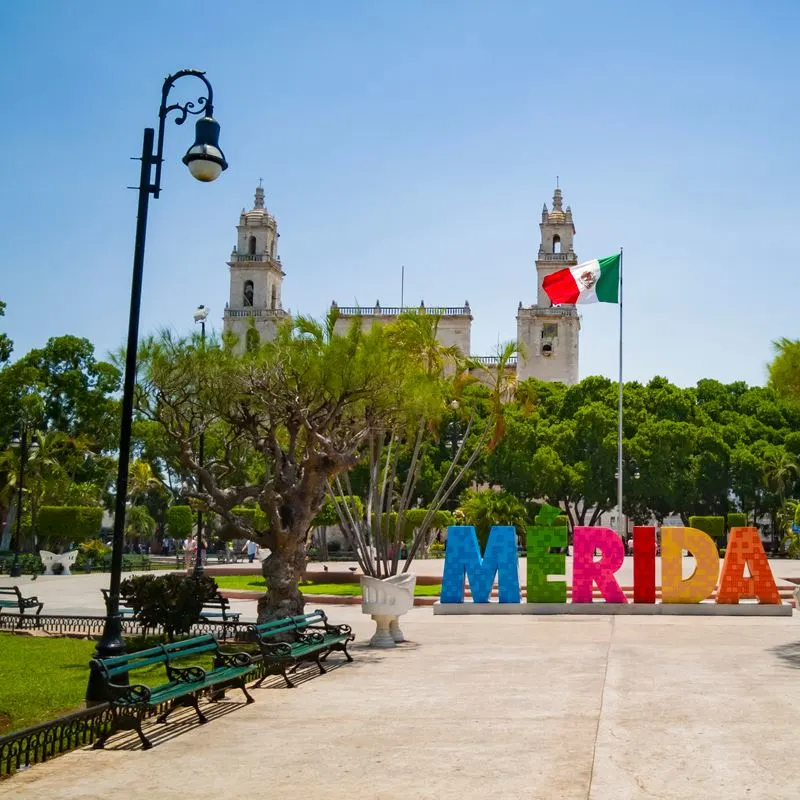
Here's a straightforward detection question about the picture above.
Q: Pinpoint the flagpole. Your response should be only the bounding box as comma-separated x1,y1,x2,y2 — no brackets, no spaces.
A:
617,247,624,541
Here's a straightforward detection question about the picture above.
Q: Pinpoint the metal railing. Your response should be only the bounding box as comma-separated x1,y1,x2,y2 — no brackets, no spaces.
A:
470,356,518,366
231,253,280,263
224,308,287,318
538,253,574,262
335,305,470,317
519,306,578,317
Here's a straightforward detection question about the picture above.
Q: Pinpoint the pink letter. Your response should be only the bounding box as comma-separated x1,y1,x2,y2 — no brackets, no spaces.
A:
572,527,627,604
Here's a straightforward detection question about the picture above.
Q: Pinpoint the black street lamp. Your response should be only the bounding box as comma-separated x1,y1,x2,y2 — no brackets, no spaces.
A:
615,457,641,543
86,71,227,705
192,305,209,578
9,422,37,578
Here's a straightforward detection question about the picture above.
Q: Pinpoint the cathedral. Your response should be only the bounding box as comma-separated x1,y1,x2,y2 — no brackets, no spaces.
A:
223,184,581,385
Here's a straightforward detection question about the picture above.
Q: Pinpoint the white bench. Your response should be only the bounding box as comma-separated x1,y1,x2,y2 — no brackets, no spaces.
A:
360,573,416,647
39,550,79,576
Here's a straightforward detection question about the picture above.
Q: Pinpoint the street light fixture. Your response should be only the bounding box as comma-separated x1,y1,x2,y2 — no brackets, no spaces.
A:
86,71,227,705
193,304,209,578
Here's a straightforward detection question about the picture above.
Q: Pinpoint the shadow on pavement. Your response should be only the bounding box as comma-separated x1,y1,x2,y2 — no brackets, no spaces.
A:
97,699,246,751
770,640,800,669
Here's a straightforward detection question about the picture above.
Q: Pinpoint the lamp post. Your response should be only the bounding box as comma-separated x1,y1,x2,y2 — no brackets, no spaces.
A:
86,71,227,705
9,422,36,578
193,305,209,578
615,458,640,543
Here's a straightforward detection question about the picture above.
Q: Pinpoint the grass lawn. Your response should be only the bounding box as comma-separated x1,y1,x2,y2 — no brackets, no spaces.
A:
0,634,96,735
0,634,221,736
214,575,442,597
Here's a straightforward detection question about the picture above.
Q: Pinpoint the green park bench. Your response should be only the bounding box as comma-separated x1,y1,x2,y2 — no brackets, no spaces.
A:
0,585,44,625
100,589,241,624
89,633,257,750
249,609,354,688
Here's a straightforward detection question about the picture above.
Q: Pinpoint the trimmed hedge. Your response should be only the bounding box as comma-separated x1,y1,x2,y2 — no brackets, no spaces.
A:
726,512,748,530
166,505,194,540
231,506,269,532
313,496,364,526
688,515,725,542
37,506,103,547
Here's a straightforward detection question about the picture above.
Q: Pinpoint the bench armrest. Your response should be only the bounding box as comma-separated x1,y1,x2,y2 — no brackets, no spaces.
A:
214,651,254,669
297,631,326,646
321,622,352,637
166,665,207,683
110,682,153,707
258,641,293,658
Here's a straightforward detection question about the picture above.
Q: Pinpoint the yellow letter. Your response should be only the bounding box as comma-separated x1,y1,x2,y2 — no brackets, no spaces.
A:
661,527,719,603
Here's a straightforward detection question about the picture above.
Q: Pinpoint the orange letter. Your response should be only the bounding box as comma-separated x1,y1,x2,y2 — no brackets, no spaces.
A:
717,527,780,604
661,527,719,603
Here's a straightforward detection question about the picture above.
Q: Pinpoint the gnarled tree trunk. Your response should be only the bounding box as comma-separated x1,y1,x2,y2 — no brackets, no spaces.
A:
257,540,306,622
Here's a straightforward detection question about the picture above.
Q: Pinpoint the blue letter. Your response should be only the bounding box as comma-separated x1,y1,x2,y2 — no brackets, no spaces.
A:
440,526,521,603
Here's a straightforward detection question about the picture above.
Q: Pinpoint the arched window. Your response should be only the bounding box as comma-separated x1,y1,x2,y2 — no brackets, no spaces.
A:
248,236,256,256
243,280,254,307
552,235,561,254
271,285,277,310
245,327,260,353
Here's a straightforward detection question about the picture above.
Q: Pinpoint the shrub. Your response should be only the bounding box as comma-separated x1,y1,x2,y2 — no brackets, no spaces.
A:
119,573,219,641
726,512,748,530
429,541,445,559
167,505,194,541
688,516,725,543
458,489,528,551
37,506,103,551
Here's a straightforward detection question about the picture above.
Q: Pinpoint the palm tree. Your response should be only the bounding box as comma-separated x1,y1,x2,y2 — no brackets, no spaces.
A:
465,340,519,452
125,505,156,542
763,450,799,552
128,460,162,505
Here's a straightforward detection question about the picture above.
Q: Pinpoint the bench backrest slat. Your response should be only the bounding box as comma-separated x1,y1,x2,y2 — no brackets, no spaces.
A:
162,635,218,660
252,611,328,640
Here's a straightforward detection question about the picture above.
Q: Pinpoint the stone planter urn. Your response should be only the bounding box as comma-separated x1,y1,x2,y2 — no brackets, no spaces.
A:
360,573,416,648
39,550,79,576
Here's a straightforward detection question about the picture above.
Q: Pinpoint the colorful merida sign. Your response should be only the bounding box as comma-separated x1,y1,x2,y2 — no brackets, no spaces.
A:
439,522,784,610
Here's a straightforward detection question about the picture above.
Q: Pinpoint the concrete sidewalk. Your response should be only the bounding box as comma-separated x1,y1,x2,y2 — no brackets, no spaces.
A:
3,604,800,799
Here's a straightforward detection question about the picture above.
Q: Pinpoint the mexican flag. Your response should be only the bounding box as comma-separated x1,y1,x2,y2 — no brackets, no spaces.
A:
542,253,620,305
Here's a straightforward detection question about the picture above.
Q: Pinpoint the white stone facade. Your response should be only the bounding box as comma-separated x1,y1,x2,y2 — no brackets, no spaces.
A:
222,185,288,353
332,303,472,362
222,185,582,385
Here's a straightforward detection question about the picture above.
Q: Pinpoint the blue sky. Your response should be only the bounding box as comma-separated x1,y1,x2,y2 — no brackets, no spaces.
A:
1,0,798,387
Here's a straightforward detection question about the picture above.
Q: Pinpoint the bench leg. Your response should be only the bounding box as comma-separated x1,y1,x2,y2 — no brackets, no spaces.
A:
157,694,208,725
95,711,152,751
342,639,354,663
281,668,296,688
238,678,255,704
314,654,327,676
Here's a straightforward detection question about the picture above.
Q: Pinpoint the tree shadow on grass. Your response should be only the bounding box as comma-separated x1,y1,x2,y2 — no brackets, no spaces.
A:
769,641,800,669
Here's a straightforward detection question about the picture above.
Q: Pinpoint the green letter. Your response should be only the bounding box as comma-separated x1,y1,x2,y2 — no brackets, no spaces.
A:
526,525,567,603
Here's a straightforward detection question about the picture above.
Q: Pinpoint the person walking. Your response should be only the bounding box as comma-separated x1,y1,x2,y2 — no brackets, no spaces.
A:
244,539,258,563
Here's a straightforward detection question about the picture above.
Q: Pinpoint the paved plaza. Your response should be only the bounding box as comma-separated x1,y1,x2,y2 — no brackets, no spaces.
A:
3,565,800,799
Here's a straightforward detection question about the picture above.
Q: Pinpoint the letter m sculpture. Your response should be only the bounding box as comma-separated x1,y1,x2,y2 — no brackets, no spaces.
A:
440,526,521,603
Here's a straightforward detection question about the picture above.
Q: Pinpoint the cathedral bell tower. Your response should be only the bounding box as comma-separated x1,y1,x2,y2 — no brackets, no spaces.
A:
516,185,580,384
223,184,288,351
